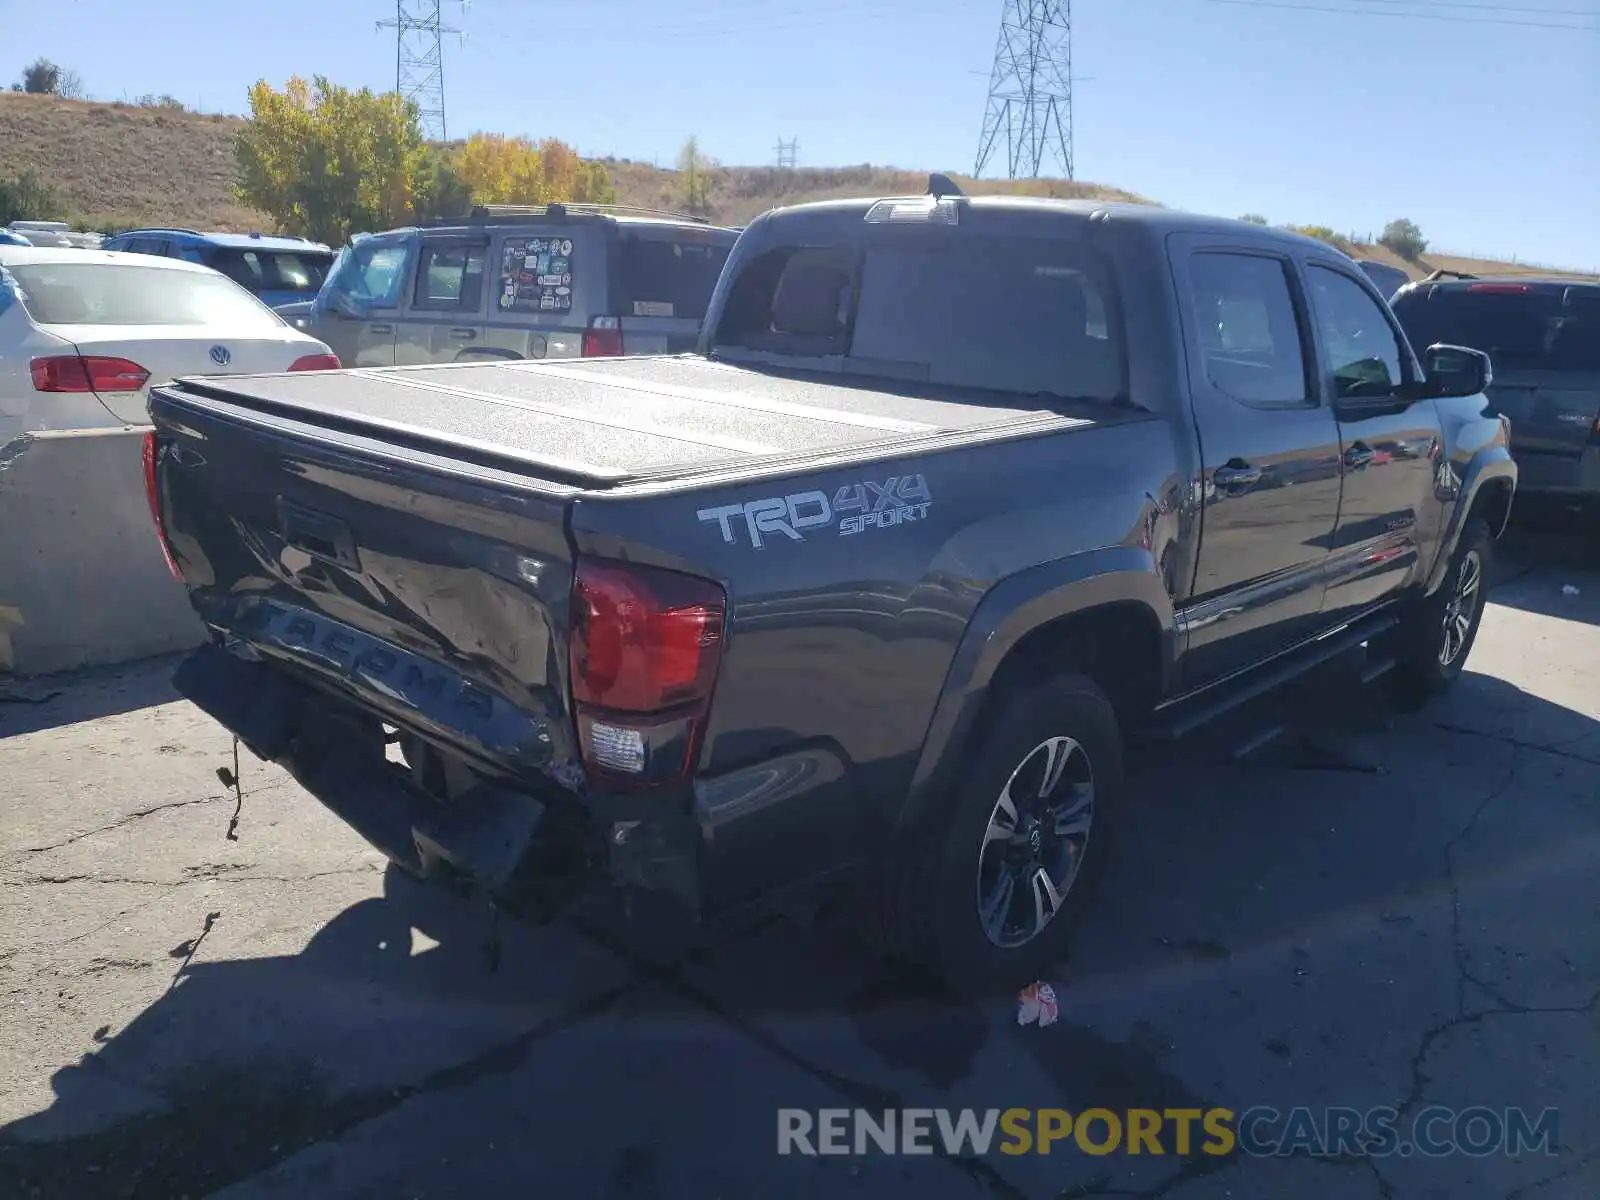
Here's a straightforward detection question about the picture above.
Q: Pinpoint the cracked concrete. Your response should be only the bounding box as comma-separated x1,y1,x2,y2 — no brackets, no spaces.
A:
0,545,1596,1199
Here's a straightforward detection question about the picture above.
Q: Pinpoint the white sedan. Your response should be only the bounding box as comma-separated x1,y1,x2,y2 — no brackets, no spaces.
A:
0,246,340,445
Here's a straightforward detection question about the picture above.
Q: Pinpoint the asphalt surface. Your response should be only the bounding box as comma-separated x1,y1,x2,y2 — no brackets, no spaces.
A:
0,525,1596,1199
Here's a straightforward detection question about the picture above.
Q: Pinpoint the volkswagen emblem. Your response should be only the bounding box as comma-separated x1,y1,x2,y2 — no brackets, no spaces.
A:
208,345,232,367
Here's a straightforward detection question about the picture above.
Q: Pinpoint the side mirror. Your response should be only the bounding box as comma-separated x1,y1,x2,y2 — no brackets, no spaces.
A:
1423,343,1492,399
325,291,370,321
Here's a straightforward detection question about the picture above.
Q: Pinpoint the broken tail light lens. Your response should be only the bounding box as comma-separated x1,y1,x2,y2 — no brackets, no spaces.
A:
569,557,725,785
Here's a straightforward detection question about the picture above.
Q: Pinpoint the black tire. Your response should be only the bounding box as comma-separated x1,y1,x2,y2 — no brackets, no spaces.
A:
876,674,1125,996
1391,516,1492,711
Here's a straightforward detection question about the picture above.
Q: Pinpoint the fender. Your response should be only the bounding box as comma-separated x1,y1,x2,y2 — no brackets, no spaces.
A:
1425,444,1516,596
893,544,1177,835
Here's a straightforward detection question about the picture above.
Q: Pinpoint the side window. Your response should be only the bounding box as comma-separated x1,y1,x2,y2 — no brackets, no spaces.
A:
414,242,487,311
1187,252,1310,407
1308,265,1406,399
176,245,208,265
326,242,410,310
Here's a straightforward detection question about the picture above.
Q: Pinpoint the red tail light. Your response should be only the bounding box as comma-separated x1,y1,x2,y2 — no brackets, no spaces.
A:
581,316,623,357
569,557,725,785
287,352,342,371
141,431,182,581
1467,283,1529,294
31,355,150,393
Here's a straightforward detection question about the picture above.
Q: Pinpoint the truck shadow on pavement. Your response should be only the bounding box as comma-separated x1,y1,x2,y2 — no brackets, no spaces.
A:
2,648,1596,1198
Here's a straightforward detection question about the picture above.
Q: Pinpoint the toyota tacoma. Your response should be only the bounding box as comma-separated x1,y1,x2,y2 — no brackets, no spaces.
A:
145,184,1515,992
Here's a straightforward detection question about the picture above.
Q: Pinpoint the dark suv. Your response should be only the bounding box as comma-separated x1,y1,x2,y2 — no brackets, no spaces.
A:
1391,277,1600,509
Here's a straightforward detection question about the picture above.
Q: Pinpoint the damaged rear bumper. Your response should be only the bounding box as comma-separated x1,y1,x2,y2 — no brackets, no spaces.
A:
172,641,701,919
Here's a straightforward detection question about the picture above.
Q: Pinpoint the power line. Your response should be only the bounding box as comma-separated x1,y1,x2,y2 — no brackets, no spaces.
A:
975,0,1076,181
1203,0,1598,29
377,1,464,140
1340,0,1600,14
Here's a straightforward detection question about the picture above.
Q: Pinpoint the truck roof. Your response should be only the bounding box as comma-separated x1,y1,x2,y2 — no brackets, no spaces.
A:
757,193,1339,255
160,356,1093,491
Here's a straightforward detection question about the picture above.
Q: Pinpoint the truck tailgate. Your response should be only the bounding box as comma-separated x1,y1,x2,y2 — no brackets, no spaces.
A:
148,385,582,785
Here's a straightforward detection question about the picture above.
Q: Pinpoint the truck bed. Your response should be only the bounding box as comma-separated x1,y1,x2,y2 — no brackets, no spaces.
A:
162,354,1078,489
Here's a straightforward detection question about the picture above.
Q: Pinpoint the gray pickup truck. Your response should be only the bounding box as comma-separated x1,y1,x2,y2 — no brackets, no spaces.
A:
146,184,1515,993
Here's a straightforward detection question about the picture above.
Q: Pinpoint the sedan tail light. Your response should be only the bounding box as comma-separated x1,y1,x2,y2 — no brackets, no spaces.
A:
31,355,150,393
287,352,341,371
569,557,726,786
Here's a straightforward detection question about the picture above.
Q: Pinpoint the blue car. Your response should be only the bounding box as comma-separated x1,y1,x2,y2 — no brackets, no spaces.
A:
0,229,33,247
100,228,336,309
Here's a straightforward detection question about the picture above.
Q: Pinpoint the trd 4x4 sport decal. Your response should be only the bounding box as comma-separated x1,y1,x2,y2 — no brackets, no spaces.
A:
698,474,933,549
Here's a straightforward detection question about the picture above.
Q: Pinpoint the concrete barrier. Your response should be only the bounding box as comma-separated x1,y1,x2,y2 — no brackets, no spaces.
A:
0,426,204,676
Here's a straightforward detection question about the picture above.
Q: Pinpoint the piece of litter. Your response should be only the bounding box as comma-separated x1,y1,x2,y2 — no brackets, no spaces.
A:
1562,585,1580,596
1017,981,1060,1027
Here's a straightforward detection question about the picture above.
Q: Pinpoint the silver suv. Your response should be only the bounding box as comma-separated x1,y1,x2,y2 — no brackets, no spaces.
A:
297,204,739,367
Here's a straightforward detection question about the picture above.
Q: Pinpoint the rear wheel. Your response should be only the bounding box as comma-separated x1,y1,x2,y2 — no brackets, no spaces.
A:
1391,517,1491,711
877,675,1124,995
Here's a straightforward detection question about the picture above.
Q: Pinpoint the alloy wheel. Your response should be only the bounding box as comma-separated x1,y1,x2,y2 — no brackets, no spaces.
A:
975,735,1095,949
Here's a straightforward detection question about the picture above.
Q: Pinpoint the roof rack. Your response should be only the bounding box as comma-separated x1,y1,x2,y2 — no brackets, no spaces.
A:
1424,268,1479,282
115,226,204,237
457,202,711,225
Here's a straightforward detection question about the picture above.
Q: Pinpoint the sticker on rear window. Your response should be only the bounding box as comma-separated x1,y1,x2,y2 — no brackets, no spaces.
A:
499,238,574,313
633,300,674,318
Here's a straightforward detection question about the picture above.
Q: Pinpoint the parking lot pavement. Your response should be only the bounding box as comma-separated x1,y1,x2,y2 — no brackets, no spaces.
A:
1,537,1596,1199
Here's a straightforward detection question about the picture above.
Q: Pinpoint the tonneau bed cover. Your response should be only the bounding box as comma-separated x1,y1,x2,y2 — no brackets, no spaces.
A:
160,354,1076,489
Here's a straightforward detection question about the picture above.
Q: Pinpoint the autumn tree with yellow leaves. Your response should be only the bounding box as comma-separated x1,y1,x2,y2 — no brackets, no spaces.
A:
236,78,616,245
455,133,614,206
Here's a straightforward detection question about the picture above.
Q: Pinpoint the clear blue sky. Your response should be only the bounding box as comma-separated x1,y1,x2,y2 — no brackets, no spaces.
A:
6,0,1597,267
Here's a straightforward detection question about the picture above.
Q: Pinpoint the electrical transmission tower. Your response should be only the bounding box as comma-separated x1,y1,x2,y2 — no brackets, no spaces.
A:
775,138,798,170
377,1,462,141
974,0,1074,181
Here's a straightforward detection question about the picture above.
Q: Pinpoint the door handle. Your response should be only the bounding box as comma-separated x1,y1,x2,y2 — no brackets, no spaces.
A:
449,328,478,339
1213,460,1262,493
1344,442,1377,470
369,323,394,335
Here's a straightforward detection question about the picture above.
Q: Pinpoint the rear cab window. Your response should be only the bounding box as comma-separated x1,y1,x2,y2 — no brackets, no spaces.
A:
1391,284,1600,373
709,226,1125,403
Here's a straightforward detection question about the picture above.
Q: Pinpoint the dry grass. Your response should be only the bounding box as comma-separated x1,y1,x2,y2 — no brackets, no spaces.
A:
0,93,267,232
3,94,1591,281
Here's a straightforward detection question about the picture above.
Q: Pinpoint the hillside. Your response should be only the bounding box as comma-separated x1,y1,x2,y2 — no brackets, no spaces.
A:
2,92,1591,282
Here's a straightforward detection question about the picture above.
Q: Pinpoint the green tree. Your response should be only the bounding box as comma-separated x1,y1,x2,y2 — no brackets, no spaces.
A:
234,75,426,246
1379,218,1427,261
676,135,715,216
20,59,62,95
0,170,70,226
413,145,472,219
1239,213,1269,225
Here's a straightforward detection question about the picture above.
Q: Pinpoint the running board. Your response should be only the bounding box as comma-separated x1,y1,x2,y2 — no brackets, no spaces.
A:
1146,610,1401,742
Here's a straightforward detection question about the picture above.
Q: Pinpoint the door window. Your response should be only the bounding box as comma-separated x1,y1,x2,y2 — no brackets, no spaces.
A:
324,240,410,310
1186,253,1310,407
414,242,488,311
1307,265,1406,399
